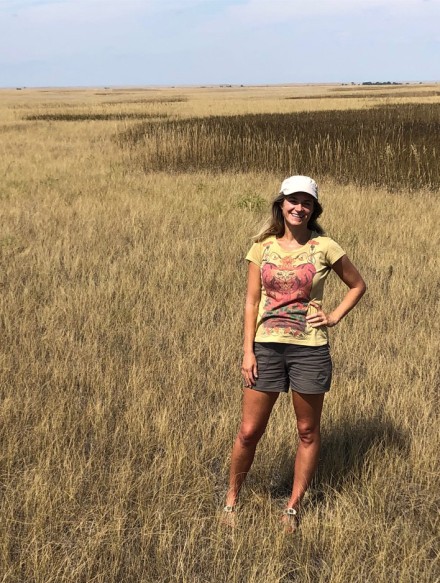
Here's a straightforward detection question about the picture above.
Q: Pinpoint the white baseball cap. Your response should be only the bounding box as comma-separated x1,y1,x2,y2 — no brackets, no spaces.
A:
279,175,319,200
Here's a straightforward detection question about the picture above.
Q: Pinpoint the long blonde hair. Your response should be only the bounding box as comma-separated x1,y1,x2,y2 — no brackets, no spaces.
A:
253,193,324,243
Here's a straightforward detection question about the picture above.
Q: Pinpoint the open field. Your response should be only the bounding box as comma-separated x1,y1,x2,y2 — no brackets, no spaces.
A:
0,84,439,582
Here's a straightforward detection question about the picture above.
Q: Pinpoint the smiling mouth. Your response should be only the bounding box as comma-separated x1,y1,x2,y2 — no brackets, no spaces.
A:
290,212,304,218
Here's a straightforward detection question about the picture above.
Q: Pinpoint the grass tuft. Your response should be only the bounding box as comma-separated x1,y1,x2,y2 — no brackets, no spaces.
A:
236,193,267,211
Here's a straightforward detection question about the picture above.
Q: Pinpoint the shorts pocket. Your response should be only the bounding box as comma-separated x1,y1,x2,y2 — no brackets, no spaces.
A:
253,342,273,375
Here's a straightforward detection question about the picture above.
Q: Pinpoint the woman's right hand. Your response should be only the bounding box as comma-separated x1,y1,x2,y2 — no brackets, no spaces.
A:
241,352,258,388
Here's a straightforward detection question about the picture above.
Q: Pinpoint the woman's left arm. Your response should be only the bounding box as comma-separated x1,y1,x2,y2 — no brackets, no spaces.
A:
306,255,367,328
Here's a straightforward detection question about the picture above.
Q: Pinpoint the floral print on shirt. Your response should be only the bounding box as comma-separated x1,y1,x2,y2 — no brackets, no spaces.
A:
259,240,319,339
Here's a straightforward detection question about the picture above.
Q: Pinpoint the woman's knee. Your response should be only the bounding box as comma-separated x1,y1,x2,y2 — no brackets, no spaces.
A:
237,423,266,447
296,421,320,446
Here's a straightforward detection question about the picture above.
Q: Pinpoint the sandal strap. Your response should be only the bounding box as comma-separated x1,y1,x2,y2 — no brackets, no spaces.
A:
223,505,235,513
283,507,298,517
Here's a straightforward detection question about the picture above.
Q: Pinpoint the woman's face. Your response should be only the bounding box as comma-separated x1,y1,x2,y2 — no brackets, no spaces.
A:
281,192,315,228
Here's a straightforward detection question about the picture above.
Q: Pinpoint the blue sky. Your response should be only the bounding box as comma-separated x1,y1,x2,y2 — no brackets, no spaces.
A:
0,0,439,87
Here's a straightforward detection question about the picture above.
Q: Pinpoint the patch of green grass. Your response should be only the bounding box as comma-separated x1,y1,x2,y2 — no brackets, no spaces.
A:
236,193,267,211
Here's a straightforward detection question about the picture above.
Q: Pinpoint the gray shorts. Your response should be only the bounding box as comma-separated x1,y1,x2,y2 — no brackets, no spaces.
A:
252,342,332,394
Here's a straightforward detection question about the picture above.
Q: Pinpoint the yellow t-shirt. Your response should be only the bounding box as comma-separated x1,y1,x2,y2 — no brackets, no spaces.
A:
246,233,345,346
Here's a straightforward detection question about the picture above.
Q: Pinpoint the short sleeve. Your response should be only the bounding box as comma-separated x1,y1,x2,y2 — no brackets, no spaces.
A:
326,238,346,266
246,242,262,267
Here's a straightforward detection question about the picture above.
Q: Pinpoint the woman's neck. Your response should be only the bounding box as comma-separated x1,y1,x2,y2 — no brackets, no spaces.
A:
278,225,312,246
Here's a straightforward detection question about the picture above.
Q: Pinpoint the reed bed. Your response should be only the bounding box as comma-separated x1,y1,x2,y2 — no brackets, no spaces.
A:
0,86,439,583
120,103,440,191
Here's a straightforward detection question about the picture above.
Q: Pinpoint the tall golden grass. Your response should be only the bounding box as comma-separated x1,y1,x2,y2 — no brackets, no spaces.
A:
0,85,439,583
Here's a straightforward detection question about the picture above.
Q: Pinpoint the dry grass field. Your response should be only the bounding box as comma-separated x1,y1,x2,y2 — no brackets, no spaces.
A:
0,84,439,583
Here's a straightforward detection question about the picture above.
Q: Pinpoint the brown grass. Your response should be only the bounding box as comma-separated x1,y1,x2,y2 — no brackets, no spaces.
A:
25,112,168,121
120,104,440,191
0,84,439,583
287,91,440,99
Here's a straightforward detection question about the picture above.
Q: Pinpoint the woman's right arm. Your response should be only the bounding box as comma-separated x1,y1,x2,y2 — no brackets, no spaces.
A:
241,261,261,388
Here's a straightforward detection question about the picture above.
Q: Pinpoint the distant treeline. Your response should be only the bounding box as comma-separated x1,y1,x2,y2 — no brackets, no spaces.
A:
362,81,403,86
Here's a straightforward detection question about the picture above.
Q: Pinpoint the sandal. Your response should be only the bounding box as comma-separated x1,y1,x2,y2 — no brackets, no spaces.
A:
281,507,299,533
220,505,237,528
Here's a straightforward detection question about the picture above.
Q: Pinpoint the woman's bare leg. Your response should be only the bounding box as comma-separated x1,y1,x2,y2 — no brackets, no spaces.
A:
225,388,279,508
286,391,325,510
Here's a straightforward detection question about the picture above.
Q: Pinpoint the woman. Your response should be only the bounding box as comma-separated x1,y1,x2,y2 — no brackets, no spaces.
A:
223,175,366,531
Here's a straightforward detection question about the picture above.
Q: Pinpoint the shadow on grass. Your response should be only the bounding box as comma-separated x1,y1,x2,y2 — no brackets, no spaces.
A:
268,416,410,501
